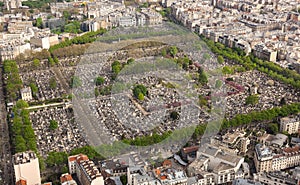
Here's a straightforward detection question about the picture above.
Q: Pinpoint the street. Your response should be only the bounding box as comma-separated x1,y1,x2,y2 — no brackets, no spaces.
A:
0,66,14,185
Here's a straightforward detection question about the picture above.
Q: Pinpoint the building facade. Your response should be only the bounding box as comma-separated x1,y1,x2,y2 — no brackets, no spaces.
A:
13,151,41,185
280,115,300,134
68,154,104,185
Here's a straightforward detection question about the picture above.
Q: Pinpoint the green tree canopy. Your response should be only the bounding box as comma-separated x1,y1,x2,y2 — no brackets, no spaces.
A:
49,120,58,130
29,83,38,95
36,17,43,29
222,66,233,75
198,67,208,85
268,123,279,134
95,76,105,86
138,93,144,101
133,84,147,99
112,60,122,75
32,59,40,68
170,111,179,120
169,46,178,57
49,77,57,89
217,55,224,64
215,79,223,89
127,58,135,65
245,95,259,105
45,152,68,167
71,76,82,88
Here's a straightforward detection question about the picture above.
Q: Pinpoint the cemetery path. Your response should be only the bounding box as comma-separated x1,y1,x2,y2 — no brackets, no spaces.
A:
52,67,70,93
126,94,150,116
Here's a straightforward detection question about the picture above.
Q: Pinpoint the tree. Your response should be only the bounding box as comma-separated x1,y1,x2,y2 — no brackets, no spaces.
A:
95,76,105,86
133,84,147,99
15,99,29,109
48,57,55,66
29,83,38,93
112,60,122,75
63,11,71,21
138,93,144,101
217,55,224,64
215,79,223,89
49,77,57,89
71,76,82,88
64,21,81,34
198,67,208,85
170,111,179,120
161,49,167,57
198,95,208,107
49,120,58,130
32,59,40,68
45,152,68,167
222,66,233,75
127,58,134,65
169,46,178,58
120,175,127,185
15,136,27,153
53,57,59,64
245,95,259,105
36,17,43,29
268,123,279,134
70,146,104,160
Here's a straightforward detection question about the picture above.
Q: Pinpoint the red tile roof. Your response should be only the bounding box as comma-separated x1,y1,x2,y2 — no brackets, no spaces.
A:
60,174,73,183
182,146,199,154
283,145,300,155
16,179,27,185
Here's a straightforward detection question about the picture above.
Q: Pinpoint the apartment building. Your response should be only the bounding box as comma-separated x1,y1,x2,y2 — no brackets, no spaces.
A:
256,171,300,185
60,173,77,185
280,115,300,134
187,144,246,184
30,34,59,50
7,21,33,34
254,144,300,173
253,44,277,62
68,154,104,185
20,87,33,101
0,40,31,62
254,144,274,173
13,151,41,185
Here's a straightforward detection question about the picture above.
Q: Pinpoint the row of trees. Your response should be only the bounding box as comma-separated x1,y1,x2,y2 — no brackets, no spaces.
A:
10,100,37,154
49,29,106,53
201,36,300,89
245,94,259,105
111,58,135,79
44,146,104,167
22,0,52,9
117,103,300,145
161,46,178,58
122,131,172,146
48,56,59,66
15,49,50,63
52,21,82,34
40,104,300,162
193,103,300,138
174,56,192,70
51,44,88,58
3,60,23,102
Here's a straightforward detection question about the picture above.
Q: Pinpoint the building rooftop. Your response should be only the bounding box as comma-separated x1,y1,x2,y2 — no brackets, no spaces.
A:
79,159,102,182
13,151,37,165
283,145,300,155
255,144,273,161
